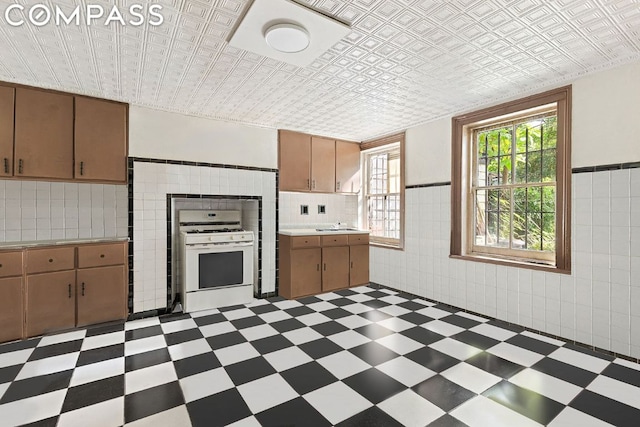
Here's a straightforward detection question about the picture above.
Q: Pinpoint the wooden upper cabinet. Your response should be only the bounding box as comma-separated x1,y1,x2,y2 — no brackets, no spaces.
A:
279,130,311,191
14,88,73,179
75,97,127,183
336,140,361,194
311,136,335,192
0,86,14,177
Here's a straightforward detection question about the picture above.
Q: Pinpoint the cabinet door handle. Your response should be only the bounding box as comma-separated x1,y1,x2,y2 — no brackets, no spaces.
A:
82,282,85,296
336,181,340,191
3,158,8,174
351,261,354,268
68,284,71,298
100,254,105,258
323,263,326,271
18,159,23,174
49,258,54,263
80,161,84,176
312,180,316,189
317,264,320,271
307,179,310,189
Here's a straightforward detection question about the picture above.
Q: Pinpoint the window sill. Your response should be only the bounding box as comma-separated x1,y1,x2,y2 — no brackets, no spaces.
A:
370,242,404,251
449,254,570,275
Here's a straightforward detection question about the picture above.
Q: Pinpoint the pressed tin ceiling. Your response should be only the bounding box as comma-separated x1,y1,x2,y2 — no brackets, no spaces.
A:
0,0,639,141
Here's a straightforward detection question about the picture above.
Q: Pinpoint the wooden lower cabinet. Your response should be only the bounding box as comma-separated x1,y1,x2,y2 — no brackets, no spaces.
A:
0,277,23,342
77,265,127,327
322,246,350,291
26,270,76,337
350,245,370,286
288,248,322,299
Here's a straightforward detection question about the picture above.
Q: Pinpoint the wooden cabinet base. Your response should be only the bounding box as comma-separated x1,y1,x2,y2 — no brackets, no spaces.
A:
77,265,127,327
26,271,76,337
0,277,23,342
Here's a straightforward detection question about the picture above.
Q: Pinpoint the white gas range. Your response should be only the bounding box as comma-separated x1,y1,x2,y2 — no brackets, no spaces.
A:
179,210,254,313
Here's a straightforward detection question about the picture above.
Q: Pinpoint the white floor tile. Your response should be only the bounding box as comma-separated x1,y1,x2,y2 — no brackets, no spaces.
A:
296,312,332,326
124,335,166,357
379,389,445,426
376,357,436,387
125,405,192,427
430,338,482,361
125,317,160,331
258,311,292,323
272,300,303,310
487,342,545,367
521,331,565,346
614,358,640,371
470,323,518,341
547,407,615,427
0,348,34,367
317,351,371,380
450,395,543,427
417,306,452,319
70,357,124,387
548,347,610,373
378,305,411,317
282,327,323,345
0,383,9,400
188,308,220,318
81,332,125,351
263,347,313,372
214,342,260,366
307,301,338,312
335,315,372,329
160,318,198,334
423,320,465,337
237,374,298,414
304,381,372,425
457,312,490,323
238,324,278,342
125,362,177,395
0,389,67,426
341,303,373,314
379,295,408,305
222,308,255,321
180,367,234,403
199,321,235,338
345,294,374,303
16,352,79,380
509,368,582,405
39,330,87,346
411,298,434,307
376,317,415,332
57,397,124,427
587,375,640,410
315,292,342,301
168,339,212,361
328,330,371,350
376,334,423,355
227,416,261,427
441,362,501,394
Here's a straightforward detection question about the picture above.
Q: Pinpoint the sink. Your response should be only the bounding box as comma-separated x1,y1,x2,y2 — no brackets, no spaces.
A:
315,228,359,232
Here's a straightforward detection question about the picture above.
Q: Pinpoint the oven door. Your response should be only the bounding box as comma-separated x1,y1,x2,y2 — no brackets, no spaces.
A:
183,242,253,292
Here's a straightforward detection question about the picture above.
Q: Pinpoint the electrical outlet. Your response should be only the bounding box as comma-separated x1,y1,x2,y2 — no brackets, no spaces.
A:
300,205,309,215
318,205,326,214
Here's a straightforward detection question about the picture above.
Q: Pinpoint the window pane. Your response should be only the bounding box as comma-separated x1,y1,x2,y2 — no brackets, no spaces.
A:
388,157,400,193
516,124,527,153
526,151,542,183
527,123,542,151
499,155,511,184
497,189,511,247
500,130,512,155
542,186,555,214
487,157,499,186
542,117,557,149
488,189,499,212
542,149,556,182
542,213,556,251
528,187,542,213
367,196,385,236
475,189,487,245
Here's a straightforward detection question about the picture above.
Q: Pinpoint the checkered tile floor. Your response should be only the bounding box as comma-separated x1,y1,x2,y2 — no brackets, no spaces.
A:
1,285,640,426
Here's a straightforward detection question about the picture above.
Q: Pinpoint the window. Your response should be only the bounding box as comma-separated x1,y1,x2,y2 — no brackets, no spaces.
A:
362,133,405,248
451,86,571,272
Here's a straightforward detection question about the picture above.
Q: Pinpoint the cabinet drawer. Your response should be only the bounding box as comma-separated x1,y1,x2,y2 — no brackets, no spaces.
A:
348,234,369,245
321,234,349,247
78,243,126,268
26,246,75,274
0,251,23,277
291,236,321,249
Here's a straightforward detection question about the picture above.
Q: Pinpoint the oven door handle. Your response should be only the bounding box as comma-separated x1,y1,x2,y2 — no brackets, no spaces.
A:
185,242,254,248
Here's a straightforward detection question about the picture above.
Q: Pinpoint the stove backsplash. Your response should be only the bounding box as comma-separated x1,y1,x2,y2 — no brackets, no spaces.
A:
279,191,359,229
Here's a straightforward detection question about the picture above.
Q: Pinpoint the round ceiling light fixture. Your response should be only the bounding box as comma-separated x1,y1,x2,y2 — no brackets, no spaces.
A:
264,23,310,53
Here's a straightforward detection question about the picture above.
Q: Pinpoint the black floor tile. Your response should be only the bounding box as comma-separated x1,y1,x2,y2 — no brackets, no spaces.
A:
354,324,394,340
61,375,124,413
327,297,358,307
28,340,83,361
250,334,294,355
0,364,22,384
187,388,252,427
530,357,597,387
225,356,276,386
570,389,640,427
362,299,391,309
397,301,429,311
271,318,306,333
0,338,40,355
486,319,525,333
334,289,358,296
266,296,286,303
125,348,171,372
428,414,470,427
343,368,405,404
440,314,481,329
218,304,246,313
405,347,459,373
0,370,73,403
249,304,280,315
21,417,58,427
298,296,323,305
399,326,446,346
601,363,640,388
281,361,338,395
124,381,185,423
164,328,204,346
483,380,564,425
321,307,351,319
465,351,525,379
412,375,475,412
433,304,459,314
505,334,560,355
365,290,390,299
231,316,266,330
349,342,400,366
451,330,499,350
285,306,316,317
193,313,226,327
359,310,392,322
398,312,434,325
312,321,349,337
125,325,164,341
256,397,331,427
299,338,343,359
174,352,221,379
76,343,124,367
564,343,616,361
159,313,191,323
206,331,247,350
336,406,403,427
85,322,125,337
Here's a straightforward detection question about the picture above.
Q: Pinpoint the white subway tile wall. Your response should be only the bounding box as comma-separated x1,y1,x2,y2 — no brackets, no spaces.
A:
370,168,640,360
133,161,277,314
0,180,128,242
279,191,358,229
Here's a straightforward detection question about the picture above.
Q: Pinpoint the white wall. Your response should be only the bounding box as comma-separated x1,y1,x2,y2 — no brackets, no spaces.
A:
279,192,359,229
405,119,451,186
129,106,278,169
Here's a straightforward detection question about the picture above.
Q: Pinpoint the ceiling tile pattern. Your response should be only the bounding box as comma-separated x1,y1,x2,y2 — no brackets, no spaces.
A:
0,0,639,141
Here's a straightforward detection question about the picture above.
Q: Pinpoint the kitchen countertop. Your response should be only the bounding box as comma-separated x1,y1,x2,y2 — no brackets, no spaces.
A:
279,228,369,236
0,237,129,249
